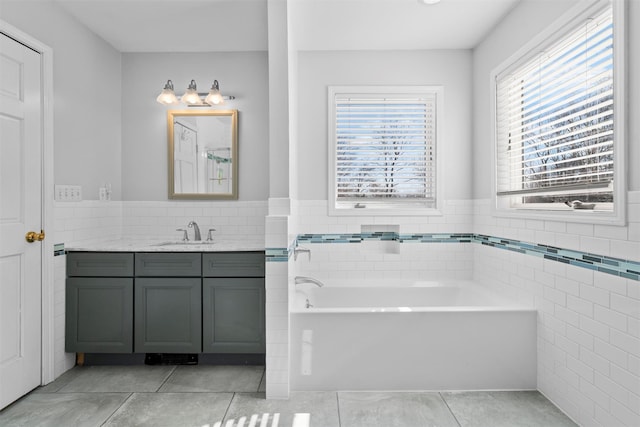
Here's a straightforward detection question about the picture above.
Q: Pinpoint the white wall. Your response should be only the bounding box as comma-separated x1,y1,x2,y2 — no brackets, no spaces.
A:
121,52,269,202
296,49,473,202
0,0,122,201
472,1,640,426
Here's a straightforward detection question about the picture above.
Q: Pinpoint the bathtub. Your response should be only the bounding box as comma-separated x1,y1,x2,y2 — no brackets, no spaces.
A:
290,280,537,391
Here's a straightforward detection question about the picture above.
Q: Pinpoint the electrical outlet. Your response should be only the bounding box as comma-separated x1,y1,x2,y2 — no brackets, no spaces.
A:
55,184,83,201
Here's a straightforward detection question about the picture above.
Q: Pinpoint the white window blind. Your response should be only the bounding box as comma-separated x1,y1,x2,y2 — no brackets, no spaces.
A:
333,92,437,207
496,8,614,206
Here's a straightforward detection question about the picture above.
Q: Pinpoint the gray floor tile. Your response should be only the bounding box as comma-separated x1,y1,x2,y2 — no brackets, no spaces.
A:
0,392,129,427
58,365,176,393
33,367,83,393
226,392,340,427
103,392,233,427
159,365,264,392
441,391,578,427
338,391,459,427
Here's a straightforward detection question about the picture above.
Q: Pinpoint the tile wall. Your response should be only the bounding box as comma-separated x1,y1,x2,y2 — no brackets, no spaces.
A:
473,192,640,427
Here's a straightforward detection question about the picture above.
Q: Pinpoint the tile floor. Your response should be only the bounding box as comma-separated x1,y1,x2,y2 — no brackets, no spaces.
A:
0,365,578,427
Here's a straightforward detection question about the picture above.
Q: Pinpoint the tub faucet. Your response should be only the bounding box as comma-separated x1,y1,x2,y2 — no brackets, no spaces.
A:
294,276,325,287
188,221,201,241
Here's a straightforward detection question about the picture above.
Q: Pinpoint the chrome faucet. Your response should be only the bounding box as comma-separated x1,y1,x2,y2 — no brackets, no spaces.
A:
188,221,201,241
294,276,325,287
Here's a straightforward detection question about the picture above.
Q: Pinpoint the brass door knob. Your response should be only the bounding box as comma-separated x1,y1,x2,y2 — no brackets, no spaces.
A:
25,230,45,243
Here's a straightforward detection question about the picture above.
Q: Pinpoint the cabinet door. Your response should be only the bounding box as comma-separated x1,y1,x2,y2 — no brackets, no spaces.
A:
134,278,201,353
203,278,265,353
66,278,133,353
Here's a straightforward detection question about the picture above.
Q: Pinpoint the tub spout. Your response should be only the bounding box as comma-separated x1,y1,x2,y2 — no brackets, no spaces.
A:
294,276,325,287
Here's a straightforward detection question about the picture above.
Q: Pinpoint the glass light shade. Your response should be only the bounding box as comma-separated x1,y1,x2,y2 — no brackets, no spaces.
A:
181,89,203,105
205,80,224,105
156,88,179,105
156,80,179,105
205,89,223,105
181,79,203,105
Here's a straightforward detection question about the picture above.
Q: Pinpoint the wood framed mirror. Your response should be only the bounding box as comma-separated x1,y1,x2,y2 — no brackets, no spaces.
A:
168,110,238,200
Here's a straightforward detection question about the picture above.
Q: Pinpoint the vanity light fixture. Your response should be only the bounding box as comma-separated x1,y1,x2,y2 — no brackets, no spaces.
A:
156,79,235,106
418,0,441,4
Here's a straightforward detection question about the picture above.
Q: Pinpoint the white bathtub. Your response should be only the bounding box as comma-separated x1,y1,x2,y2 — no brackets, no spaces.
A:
290,280,537,391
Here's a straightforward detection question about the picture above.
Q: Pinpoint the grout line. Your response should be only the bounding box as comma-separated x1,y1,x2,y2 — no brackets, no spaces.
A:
257,368,266,393
439,392,462,427
336,391,342,427
155,366,178,392
100,392,134,427
221,392,236,425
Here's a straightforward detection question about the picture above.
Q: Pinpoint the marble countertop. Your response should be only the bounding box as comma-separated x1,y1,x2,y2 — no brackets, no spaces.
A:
65,238,265,253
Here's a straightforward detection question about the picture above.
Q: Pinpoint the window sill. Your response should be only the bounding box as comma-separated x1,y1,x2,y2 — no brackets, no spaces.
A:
492,204,626,226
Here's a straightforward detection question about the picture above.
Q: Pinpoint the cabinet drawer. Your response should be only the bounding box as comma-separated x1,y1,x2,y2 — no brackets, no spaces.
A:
67,252,134,277
203,252,265,277
135,253,201,277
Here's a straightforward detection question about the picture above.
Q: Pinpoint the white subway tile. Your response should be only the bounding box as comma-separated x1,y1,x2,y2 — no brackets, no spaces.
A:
627,316,640,342
556,277,580,296
580,284,610,307
568,295,594,317
610,240,640,261
595,338,628,369
545,286,567,306
580,378,611,410
594,305,628,332
581,316,611,342
567,223,595,237
580,236,611,256
568,355,595,383
594,225,628,241
610,364,640,395
629,354,640,376
581,347,610,376
556,333,581,358
566,324,594,350
609,399,640,427
610,329,640,356
594,273,630,297
611,293,640,319
556,306,581,328
594,372,630,410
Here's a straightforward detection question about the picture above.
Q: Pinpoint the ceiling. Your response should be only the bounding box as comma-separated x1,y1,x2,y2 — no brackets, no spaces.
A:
53,0,522,53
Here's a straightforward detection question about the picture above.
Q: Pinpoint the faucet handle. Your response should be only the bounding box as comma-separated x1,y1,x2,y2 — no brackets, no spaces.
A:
206,228,216,242
176,228,189,241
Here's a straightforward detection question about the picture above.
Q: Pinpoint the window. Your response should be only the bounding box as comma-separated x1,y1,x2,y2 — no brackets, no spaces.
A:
328,86,442,215
494,2,625,221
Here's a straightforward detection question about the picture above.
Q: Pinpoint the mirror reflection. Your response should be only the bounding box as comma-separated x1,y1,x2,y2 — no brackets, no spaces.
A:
168,110,238,199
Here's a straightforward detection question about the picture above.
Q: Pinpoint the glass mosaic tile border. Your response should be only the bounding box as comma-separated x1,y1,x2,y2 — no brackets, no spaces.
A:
270,233,640,281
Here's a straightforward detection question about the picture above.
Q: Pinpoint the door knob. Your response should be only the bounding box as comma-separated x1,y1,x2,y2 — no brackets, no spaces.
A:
25,230,45,243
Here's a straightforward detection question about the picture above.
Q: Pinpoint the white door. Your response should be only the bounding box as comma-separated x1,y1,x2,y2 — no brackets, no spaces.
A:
0,33,43,409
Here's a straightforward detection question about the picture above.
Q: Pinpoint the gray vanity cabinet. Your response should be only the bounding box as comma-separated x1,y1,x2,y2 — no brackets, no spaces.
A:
134,253,202,353
66,250,265,356
65,253,134,353
202,252,265,353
